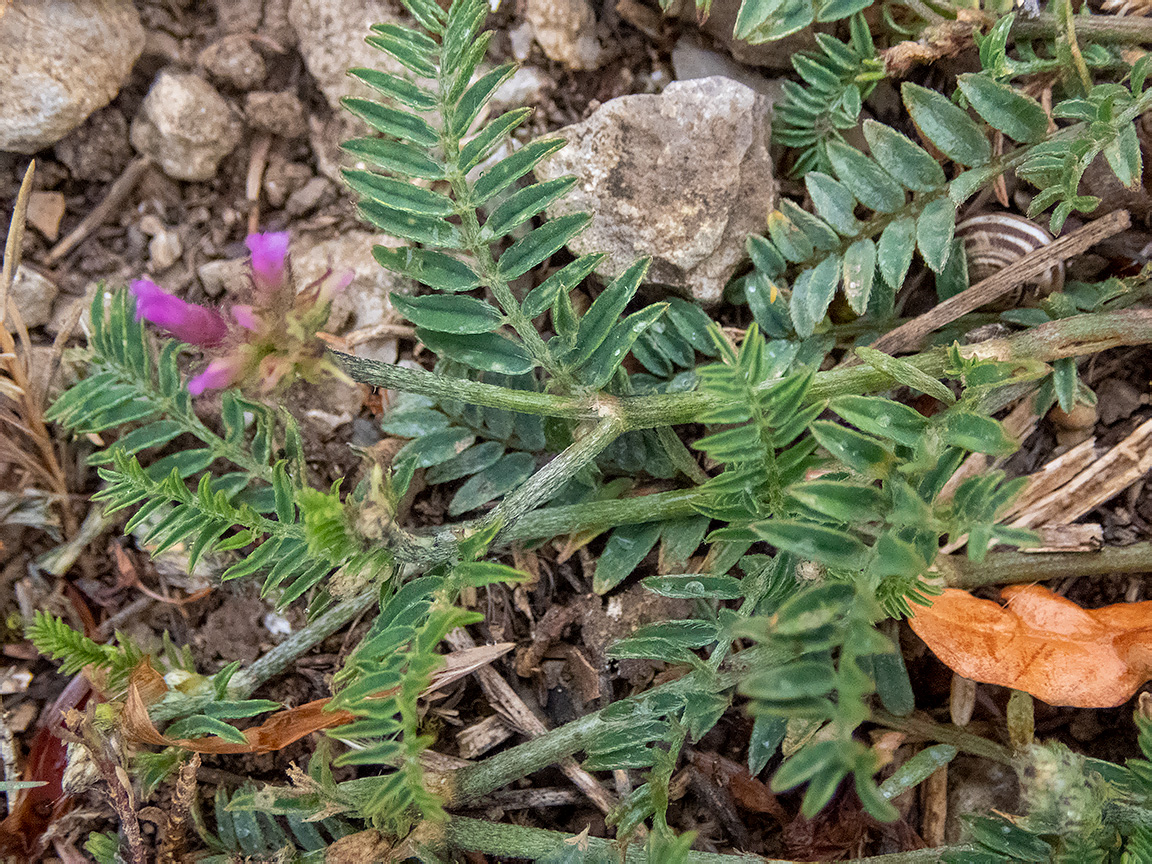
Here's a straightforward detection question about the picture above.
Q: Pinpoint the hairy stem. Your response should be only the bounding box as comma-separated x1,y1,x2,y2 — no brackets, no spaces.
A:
1013,12,1152,44
446,644,782,807
935,541,1152,589
871,709,1015,765
442,816,971,862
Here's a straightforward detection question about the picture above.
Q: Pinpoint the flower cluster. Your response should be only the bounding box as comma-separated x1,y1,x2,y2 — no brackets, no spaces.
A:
131,232,353,395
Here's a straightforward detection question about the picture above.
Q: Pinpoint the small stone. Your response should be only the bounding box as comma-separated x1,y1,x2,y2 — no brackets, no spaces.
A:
198,34,267,90
5,266,59,331
526,0,605,70
0,0,145,153
53,106,131,182
285,176,331,216
197,258,250,298
509,22,535,62
1096,378,1146,425
533,76,776,305
138,214,164,237
351,417,383,447
148,230,183,272
245,91,308,139
130,71,243,182
263,157,313,208
1048,401,1097,432
25,192,66,242
45,292,92,339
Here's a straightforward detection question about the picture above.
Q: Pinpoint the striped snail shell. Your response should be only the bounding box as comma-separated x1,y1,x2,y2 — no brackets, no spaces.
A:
954,212,1065,310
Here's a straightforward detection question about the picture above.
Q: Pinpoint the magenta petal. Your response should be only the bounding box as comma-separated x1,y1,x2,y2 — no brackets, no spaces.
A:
131,279,228,347
188,359,238,395
232,304,258,331
246,231,290,294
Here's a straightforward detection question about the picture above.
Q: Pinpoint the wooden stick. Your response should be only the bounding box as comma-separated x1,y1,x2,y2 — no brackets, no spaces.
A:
869,209,1131,357
46,157,152,265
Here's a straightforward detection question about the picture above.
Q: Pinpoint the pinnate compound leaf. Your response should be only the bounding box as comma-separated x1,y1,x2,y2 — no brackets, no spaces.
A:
391,293,503,334
826,140,905,214
877,217,916,290
348,68,437,111
341,98,438,147
568,258,650,366
342,169,455,215
416,329,535,374
752,520,868,570
908,585,1152,707
473,137,567,203
482,177,578,241
842,238,876,315
341,137,444,182
916,197,955,273
790,254,840,338
956,73,1048,144
447,452,536,515
862,120,945,191
497,213,591,280
593,521,662,594
372,245,480,292
575,304,667,388
901,82,990,167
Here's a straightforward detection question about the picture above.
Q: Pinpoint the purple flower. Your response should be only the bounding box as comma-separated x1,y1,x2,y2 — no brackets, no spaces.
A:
246,231,290,295
188,358,239,395
131,279,228,347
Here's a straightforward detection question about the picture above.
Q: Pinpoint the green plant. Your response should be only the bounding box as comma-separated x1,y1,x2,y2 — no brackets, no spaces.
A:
26,0,1152,859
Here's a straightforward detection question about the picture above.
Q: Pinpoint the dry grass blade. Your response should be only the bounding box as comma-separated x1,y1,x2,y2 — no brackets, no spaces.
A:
1,162,75,536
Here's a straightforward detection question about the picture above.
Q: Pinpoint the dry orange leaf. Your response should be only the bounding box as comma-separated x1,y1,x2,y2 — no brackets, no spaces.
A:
908,584,1152,708
122,642,514,754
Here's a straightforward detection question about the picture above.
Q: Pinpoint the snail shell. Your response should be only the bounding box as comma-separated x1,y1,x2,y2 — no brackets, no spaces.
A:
954,212,1065,310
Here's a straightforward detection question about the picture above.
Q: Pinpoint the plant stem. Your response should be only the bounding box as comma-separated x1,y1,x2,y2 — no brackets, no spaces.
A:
150,588,377,724
446,644,782,807
483,413,625,544
935,542,1152,589
500,487,704,541
871,709,1015,765
1013,12,1152,44
443,815,971,863
337,310,1152,431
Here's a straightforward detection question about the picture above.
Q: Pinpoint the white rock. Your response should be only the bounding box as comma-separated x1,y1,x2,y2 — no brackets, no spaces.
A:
288,0,410,112
130,71,243,182
148,229,183,272
533,77,776,306
292,230,400,339
490,67,554,114
671,36,785,106
526,0,604,70
5,266,59,332
0,0,145,153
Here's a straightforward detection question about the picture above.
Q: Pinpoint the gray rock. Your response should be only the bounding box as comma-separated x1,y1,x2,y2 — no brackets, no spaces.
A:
527,0,605,70
671,36,784,106
285,176,332,216
1097,378,1146,426
490,67,554,114
196,258,250,298
681,0,820,70
245,91,308,139
533,76,776,306
5,266,59,331
0,0,145,153
288,0,410,112
199,34,267,91
130,71,243,182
